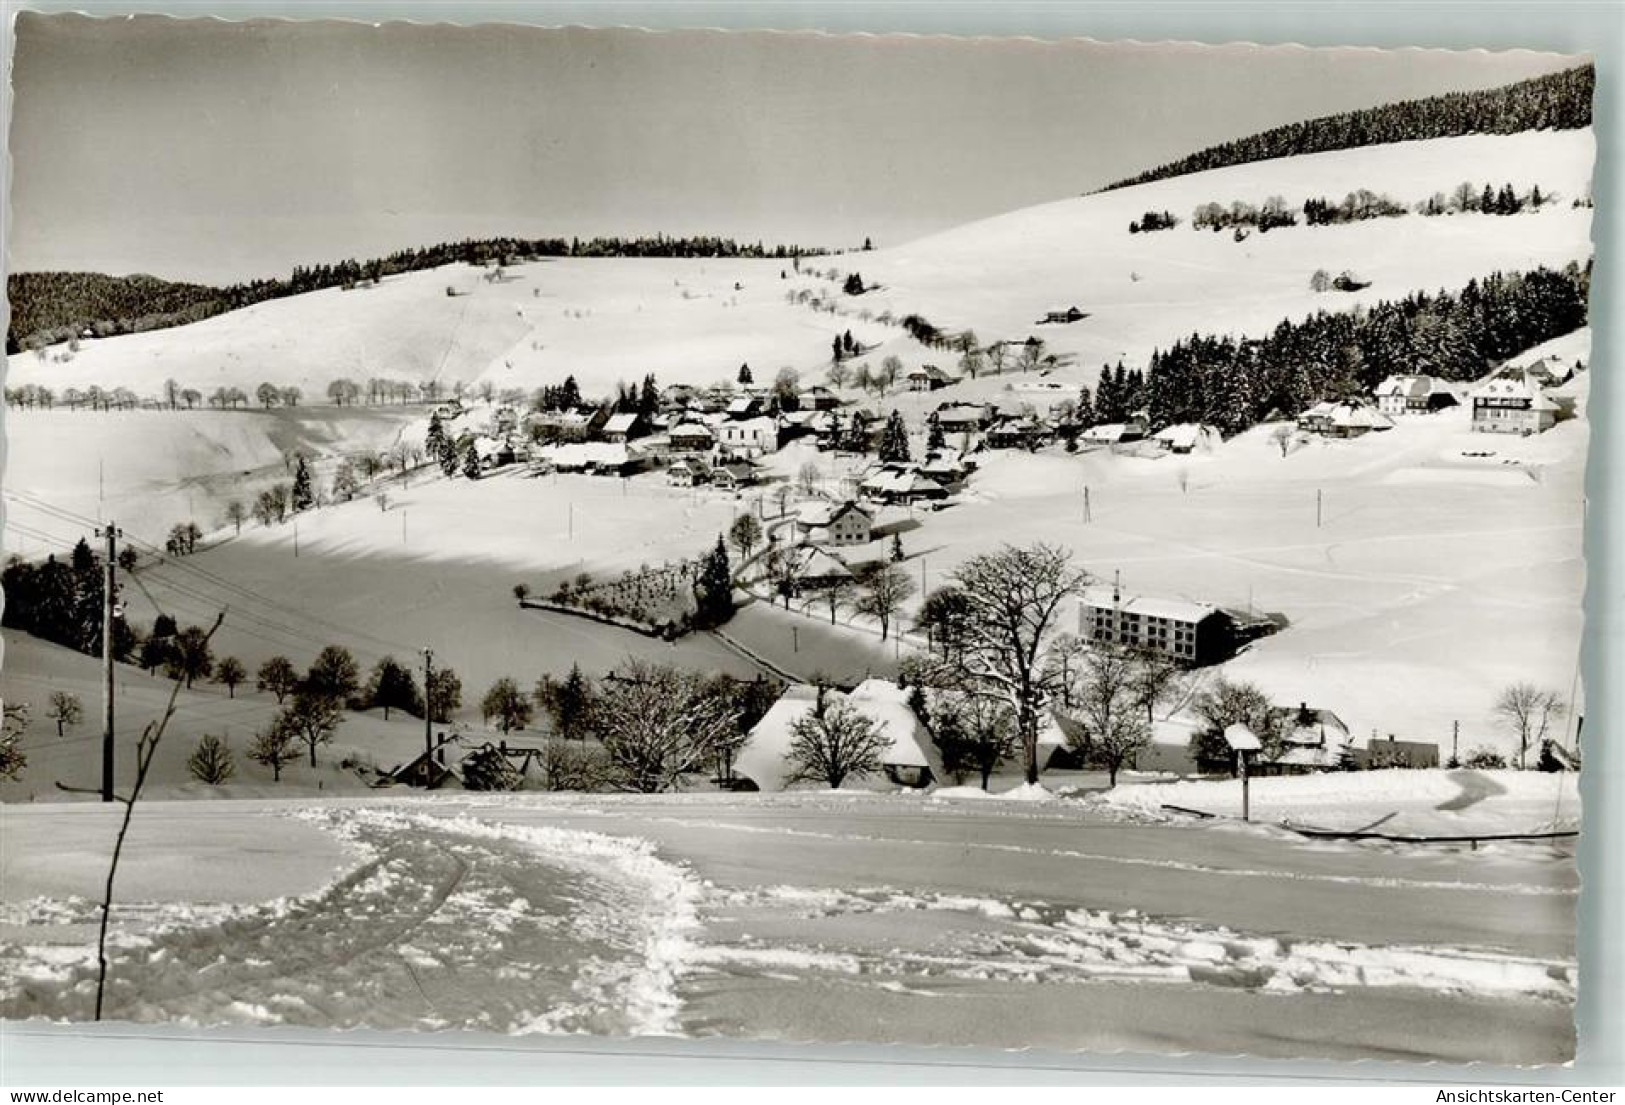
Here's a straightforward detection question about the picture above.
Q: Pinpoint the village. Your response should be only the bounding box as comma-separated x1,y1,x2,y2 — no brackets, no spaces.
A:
334,300,1589,796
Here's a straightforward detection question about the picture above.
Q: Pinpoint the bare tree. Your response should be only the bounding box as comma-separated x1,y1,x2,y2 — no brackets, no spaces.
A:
1270,425,1295,458
223,500,247,535
855,564,915,640
47,691,83,737
932,544,1087,784
1,702,29,780
1191,678,1288,773
929,692,1017,790
879,355,903,394
592,660,738,793
785,692,890,789
796,461,821,497
811,575,855,625
279,690,343,768
256,656,300,704
481,677,534,735
729,513,763,561
247,724,300,782
59,612,225,1020
1062,646,1152,787
1493,683,1566,769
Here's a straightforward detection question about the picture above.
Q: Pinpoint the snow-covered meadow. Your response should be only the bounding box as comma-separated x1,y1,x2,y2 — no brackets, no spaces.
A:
0,784,1580,1062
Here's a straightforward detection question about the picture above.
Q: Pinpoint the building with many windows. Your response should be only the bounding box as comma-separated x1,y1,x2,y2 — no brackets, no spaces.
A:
1077,584,1238,666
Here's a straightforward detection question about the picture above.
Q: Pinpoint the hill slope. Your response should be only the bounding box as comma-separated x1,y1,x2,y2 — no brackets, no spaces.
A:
3,130,1593,410
1101,62,1593,191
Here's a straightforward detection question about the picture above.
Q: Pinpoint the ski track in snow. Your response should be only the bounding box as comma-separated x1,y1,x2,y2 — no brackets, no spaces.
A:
1,806,703,1036
701,884,1574,1002
0,803,1574,1034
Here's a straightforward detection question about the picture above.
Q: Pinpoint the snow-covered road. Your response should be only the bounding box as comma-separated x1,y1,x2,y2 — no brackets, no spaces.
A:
0,794,1579,1062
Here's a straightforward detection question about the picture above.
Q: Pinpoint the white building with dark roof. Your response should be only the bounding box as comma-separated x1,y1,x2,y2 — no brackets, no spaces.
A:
1078,584,1238,666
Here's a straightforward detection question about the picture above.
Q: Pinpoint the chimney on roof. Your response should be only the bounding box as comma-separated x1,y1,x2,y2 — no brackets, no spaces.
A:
1113,570,1121,607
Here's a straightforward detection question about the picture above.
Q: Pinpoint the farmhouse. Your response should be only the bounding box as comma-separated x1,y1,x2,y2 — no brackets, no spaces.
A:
733,682,941,792
1298,401,1394,438
918,448,971,487
1152,423,1222,454
715,416,782,456
1039,305,1086,325
666,458,707,487
1470,367,1574,435
601,412,650,443
537,441,649,476
934,403,994,435
907,365,955,392
858,464,949,505
710,462,761,491
666,421,715,454
799,385,840,411
1374,374,1458,416
987,415,1053,450
726,394,768,419
786,545,856,590
1078,584,1237,667
794,499,873,547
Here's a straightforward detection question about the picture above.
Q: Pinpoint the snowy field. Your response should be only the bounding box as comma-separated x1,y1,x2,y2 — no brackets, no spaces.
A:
0,788,1578,1062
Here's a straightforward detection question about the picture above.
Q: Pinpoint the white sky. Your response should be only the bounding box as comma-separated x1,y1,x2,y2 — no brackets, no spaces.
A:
6,14,1584,284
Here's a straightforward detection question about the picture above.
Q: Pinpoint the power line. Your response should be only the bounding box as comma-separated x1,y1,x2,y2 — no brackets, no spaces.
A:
8,518,396,666
6,490,419,656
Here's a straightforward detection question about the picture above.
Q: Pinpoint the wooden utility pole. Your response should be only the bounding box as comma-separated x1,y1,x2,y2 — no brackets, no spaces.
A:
1316,488,1323,528
421,647,435,759
99,523,121,803
1083,485,1092,523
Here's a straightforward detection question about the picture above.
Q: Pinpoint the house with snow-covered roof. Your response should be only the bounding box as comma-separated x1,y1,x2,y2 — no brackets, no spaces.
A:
601,411,650,443
794,499,873,547
710,462,761,491
666,421,715,454
1151,423,1222,454
1299,401,1394,438
1078,583,1238,667
933,403,994,435
907,364,955,392
734,682,941,792
1470,368,1574,436
857,464,949,505
1374,375,1457,416
715,416,782,457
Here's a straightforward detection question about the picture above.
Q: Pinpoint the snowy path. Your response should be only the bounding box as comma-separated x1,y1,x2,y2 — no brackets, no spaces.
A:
2,806,701,1035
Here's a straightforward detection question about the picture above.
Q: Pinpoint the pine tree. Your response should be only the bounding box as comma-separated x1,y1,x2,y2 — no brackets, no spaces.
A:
187,733,236,785
463,442,481,480
291,455,314,511
926,416,945,451
694,536,735,628
738,363,753,386
878,410,911,463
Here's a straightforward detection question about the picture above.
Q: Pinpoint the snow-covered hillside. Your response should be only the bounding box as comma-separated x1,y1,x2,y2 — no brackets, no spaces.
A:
861,131,1594,380
2,406,426,546
4,131,1594,405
